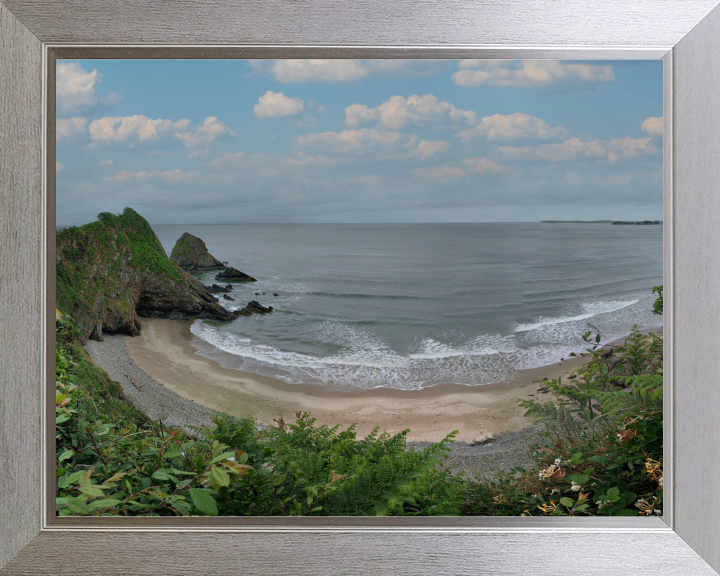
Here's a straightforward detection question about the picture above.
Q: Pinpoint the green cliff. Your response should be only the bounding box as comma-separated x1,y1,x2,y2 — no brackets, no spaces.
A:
56,208,237,344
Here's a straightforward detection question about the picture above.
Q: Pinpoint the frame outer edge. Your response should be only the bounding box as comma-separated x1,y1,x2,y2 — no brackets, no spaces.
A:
0,2,44,570
1,0,719,47
2,531,719,576
0,0,718,574
671,3,720,573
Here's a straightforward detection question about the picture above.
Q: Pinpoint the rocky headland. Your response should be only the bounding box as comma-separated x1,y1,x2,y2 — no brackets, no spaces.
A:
56,208,272,344
170,232,224,269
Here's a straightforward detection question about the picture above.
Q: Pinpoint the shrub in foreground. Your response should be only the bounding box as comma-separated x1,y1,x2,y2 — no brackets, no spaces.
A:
56,319,461,517
462,324,663,517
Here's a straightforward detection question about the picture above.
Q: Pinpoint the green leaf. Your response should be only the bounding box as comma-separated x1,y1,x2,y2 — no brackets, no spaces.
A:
58,450,74,463
560,497,575,507
152,470,179,483
56,413,71,425
168,469,196,476
607,487,620,499
164,449,183,459
210,465,231,488
89,498,123,509
189,488,218,516
210,451,236,465
106,471,127,483
65,497,91,514
78,485,106,498
568,474,591,485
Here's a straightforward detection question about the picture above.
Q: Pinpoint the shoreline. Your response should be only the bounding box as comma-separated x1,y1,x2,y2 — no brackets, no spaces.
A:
112,318,661,443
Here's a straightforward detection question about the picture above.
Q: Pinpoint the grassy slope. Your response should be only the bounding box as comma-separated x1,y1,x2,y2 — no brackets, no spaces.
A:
56,208,185,339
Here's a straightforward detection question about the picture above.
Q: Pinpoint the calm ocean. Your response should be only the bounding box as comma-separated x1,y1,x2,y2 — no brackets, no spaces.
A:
153,223,663,390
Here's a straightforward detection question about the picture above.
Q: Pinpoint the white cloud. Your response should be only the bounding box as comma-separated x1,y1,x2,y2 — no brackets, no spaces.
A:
641,116,663,136
457,113,568,142
499,136,658,163
210,151,247,166
452,60,614,89
89,115,191,144
56,117,87,143
105,169,200,184
187,149,209,159
250,60,450,83
461,157,507,174
98,159,113,166
412,164,466,181
296,128,418,155
281,155,347,168
345,94,477,129
56,161,64,172
173,117,236,148
56,61,122,112
410,140,449,161
253,91,305,119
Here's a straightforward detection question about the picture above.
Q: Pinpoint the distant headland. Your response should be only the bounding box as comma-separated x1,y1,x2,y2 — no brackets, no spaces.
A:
542,220,662,225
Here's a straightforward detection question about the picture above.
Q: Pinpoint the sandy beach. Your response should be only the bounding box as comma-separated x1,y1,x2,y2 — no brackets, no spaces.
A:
114,317,621,443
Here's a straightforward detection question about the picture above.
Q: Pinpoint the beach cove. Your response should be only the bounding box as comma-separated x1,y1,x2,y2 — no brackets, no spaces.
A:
85,318,659,444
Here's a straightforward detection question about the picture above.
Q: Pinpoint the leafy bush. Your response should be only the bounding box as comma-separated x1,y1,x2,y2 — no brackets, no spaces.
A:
652,285,663,315
462,309,663,517
55,319,461,517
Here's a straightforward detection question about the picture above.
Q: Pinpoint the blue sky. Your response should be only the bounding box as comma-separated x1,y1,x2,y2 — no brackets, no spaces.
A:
56,59,663,226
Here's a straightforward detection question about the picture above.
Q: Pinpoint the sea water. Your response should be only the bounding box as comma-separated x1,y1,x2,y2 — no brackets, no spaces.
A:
153,223,663,390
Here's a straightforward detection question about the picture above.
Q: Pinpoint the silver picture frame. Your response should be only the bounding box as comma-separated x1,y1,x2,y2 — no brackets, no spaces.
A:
1,0,720,573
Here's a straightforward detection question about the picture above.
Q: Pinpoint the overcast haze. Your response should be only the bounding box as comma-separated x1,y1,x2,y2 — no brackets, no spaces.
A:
56,59,663,226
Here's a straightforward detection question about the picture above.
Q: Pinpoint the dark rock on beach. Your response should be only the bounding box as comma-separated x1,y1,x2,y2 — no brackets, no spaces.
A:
236,300,274,316
207,283,234,293
223,294,235,301
170,232,224,270
216,266,257,282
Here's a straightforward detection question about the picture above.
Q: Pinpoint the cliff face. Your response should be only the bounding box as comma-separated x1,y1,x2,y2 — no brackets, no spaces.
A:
170,232,224,269
56,208,236,344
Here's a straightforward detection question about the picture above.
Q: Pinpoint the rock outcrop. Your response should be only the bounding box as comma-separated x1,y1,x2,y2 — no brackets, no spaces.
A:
206,284,233,293
215,266,257,282
56,208,251,344
170,232,224,269
237,301,273,315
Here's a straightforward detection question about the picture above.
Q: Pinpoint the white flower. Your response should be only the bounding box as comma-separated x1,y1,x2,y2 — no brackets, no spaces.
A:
570,481,581,492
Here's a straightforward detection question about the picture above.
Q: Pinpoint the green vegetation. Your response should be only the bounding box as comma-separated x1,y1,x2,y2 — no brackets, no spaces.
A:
462,323,663,517
56,208,186,341
652,285,663,315
55,290,663,517
56,317,460,516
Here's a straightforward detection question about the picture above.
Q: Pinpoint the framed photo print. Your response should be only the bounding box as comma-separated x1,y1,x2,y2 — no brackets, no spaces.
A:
1,1,720,574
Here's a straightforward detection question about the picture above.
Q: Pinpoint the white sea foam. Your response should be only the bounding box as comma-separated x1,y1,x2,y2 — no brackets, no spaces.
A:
191,320,516,389
515,299,639,333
